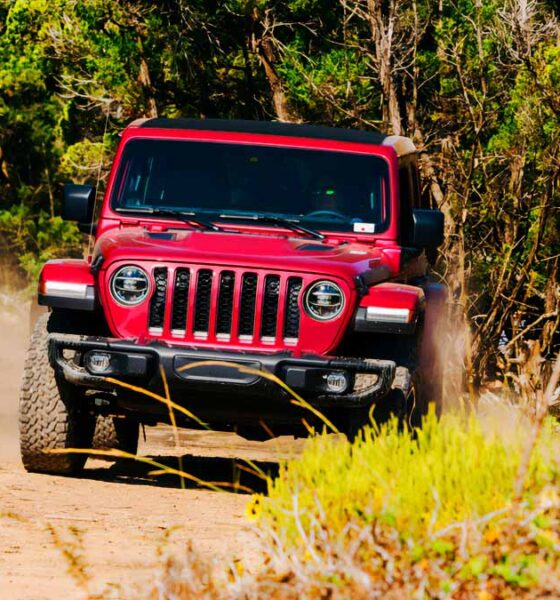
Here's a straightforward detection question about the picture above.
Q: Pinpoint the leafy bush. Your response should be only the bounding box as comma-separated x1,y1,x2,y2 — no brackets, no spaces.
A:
244,411,559,597
128,411,559,598
254,411,558,536
0,205,82,282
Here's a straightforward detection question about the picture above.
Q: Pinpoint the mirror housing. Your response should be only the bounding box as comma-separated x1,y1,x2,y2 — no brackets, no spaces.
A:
63,184,96,233
411,209,444,249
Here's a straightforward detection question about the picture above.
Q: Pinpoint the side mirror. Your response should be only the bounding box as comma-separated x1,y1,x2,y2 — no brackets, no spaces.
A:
412,209,444,249
63,184,96,233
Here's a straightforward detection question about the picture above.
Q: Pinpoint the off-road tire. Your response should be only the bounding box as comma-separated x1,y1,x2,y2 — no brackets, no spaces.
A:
92,415,139,457
19,313,93,474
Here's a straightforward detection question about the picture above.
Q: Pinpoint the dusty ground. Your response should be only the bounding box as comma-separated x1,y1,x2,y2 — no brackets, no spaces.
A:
0,295,301,599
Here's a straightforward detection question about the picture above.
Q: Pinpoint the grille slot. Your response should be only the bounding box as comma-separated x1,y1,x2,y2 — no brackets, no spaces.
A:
171,268,190,333
261,275,281,338
146,266,304,345
283,277,303,339
216,271,235,335
239,273,258,337
149,267,168,331
194,269,213,334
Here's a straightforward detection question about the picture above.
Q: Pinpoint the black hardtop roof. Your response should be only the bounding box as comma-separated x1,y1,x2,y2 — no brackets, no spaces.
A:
138,118,389,146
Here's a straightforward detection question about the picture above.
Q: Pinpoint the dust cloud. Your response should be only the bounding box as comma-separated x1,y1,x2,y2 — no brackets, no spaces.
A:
0,290,30,460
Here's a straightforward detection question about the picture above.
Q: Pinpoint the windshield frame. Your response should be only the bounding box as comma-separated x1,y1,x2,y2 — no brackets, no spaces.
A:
105,134,394,238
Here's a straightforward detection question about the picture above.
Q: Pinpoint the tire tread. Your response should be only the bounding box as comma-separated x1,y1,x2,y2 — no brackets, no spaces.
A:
19,313,91,474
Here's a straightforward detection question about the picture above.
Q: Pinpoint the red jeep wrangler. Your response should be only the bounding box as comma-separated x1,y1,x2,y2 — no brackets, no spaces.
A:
20,119,446,474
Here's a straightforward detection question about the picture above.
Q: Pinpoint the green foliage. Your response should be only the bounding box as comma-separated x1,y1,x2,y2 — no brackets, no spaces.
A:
253,411,558,537
0,205,82,281
279,45,378,125
59,139,108,184
247,411,560,596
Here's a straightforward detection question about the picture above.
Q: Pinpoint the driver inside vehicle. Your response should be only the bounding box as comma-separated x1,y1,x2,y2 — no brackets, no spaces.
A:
309,180,348,217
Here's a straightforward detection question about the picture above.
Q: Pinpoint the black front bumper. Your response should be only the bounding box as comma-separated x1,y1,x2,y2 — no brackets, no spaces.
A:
48,334,396,415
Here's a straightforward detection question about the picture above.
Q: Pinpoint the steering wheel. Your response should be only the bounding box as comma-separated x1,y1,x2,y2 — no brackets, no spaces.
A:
303,210,348,222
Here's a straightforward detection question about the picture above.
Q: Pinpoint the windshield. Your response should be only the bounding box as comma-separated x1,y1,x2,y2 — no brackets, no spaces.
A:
110,139,389,234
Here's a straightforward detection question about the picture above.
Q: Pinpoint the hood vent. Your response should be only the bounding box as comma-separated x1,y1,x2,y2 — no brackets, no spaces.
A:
146,232,177,241
297,243,334,252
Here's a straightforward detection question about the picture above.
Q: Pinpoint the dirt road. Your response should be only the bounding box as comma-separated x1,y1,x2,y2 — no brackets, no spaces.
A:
0,296,300,599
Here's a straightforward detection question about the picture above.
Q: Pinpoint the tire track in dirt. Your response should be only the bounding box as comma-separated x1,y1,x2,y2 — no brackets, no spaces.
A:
0,295,301,599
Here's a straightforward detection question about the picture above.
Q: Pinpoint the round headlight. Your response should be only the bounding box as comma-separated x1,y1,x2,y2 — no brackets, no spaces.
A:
111,265,150,306
304,280,345,321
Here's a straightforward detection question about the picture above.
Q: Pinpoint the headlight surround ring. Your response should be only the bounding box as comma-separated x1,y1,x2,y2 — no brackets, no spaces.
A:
110,265,151,306
304,280,345,321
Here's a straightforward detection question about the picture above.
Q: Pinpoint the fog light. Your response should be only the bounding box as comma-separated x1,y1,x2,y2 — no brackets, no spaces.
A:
325,372,349,393
85,351,112,374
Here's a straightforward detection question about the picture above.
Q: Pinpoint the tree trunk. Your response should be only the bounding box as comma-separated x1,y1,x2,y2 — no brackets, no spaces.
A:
250,7,297,122
366,0,402,134
137,37,158,118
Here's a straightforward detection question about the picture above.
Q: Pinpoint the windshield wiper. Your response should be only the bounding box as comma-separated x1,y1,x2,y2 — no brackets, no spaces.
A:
115,207,222,232
218,213,324,240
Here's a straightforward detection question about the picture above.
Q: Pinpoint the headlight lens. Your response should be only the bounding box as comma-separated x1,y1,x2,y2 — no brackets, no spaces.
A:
304,280,345,321
111,265,150,306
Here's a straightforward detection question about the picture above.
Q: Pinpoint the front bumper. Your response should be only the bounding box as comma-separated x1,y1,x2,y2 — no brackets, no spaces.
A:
48,334,396,411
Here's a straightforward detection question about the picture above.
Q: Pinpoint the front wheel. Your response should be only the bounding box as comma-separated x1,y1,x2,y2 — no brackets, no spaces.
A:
19,313,93,474
92,415,139,458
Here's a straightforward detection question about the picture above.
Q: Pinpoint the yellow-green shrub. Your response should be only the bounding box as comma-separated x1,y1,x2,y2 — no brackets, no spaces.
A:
109,409,559,599
245,410,560,597
254,411,558,537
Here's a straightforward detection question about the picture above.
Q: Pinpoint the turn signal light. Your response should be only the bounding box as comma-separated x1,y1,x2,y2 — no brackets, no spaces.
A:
365,306,412,323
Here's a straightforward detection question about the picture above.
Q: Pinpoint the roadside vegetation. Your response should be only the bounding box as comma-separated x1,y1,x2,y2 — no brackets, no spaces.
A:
100,408,556,599
247,412,559,598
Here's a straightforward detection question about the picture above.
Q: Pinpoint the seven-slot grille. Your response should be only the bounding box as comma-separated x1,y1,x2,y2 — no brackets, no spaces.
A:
148,266,304,346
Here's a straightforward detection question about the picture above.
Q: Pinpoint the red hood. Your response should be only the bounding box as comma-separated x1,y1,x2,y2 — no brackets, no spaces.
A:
94,227,397,287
